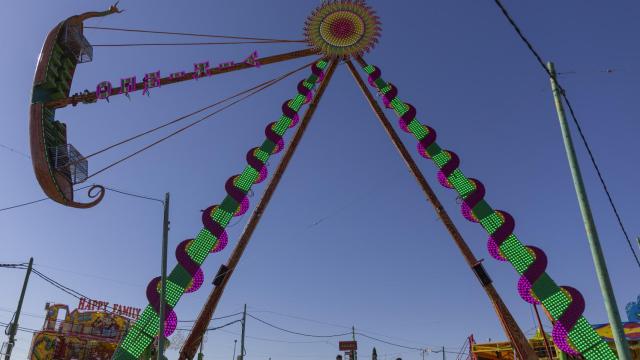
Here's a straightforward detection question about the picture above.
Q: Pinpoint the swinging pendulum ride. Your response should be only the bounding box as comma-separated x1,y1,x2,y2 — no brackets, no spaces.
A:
27,2,621,359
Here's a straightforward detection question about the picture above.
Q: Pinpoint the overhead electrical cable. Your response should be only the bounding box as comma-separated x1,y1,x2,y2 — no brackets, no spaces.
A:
492,0,640,269
0,185,161,212
104,186,164,204
178,312,243,323
0,184,93,212
84,26,306,43
355,332,424,351
247,314,351,338
0,143,30,159
0,321,37,334
0,263,28,269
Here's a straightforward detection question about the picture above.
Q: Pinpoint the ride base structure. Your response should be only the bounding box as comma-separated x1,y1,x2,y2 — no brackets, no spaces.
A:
28,2,625,360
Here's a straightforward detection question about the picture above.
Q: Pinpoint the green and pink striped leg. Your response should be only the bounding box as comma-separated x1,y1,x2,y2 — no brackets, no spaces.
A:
112,58,328,360
362,61,617,360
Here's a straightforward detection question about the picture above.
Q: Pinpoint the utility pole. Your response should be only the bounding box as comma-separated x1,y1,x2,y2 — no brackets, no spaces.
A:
346,58,538,360
547,61,631,360
351,326,357,360
441,346,445,360
158,193,170,360
240,305,246,360
4,257,33,360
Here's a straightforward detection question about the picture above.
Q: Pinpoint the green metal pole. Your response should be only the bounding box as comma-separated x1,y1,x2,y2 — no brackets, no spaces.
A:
547,61,631,360
4,257,33,360
158,193,170,360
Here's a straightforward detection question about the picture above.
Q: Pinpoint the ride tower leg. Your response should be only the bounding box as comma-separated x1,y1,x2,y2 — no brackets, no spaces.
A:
351,56,617,360
178,58,338,360
112,58,335,360
346,58,538,360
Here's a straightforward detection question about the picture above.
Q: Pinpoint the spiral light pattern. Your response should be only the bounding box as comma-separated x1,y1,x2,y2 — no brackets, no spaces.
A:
113,59,328,360
363,63,616,360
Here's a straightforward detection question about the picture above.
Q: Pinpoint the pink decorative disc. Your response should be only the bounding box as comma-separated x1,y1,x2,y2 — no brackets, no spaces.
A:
382,95,393,109
460,202,478,223
211,231,228,253
254,166,268,184
417,142,431,159
517,277,540,304
552,323,579,356
234,196,249,217
487,237,507,262
398,118,411,133
185,268,204,293
289,113,300,128
272,138,285,154
437,170,453,189
164,310,177,337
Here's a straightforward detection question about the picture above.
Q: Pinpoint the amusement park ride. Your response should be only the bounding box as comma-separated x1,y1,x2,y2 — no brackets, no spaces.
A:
28,1,623,359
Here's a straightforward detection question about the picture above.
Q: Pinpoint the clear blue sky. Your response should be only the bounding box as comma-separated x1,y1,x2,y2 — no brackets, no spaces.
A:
1,1,638,359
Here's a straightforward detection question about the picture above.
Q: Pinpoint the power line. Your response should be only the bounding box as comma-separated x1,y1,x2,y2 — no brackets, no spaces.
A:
0,321,38,334
0,263,28,269
104,186,164,204
0,184,93,212
176,318,242,332
0,143,30,159
178,311,243,323
355,332,424,351
0,184,162,212
491,0,640,270
247,314,351,338
246,313,451,354
218,328,336,345
249,312,467,354
248,307,436,349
